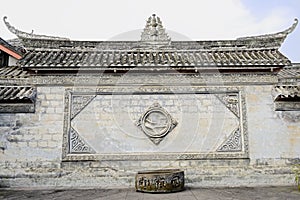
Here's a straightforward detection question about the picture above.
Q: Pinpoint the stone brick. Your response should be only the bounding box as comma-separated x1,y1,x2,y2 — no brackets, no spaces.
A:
51,101,62,107
28,141,38,148
38,141,48,148
55,108,64,114
46,108,55,113
42,134,52,141
50,87,63,93
45,94,59,100
47,141,59,148
41,101,50,107
38,87,51,93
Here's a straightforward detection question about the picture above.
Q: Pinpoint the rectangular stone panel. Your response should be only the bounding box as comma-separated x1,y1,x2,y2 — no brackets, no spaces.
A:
62,87,248,161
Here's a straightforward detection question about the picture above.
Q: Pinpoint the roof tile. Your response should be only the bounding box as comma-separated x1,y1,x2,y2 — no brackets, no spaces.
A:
0,86,36,103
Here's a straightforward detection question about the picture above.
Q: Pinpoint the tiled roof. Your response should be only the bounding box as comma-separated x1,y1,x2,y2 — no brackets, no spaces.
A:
278,65,300,79
3,15,297,73
0,86,35,103
0,66,29,78
18,49,290,70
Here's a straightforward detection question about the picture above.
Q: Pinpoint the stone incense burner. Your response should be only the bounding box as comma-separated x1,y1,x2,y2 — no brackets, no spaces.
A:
135,169,184,193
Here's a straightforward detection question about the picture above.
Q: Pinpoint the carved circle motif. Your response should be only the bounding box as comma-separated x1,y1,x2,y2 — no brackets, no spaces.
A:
140,108,172,138
137,103,177,145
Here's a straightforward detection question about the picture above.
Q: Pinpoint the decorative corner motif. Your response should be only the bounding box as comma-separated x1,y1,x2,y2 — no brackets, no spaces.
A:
215,93,240,118
69,128,95,153
217,127,242,152
71,95,96,120
136,103,177,145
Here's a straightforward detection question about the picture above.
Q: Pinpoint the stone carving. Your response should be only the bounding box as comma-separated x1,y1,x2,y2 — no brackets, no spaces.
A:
215,93,240,118
135,169,184,193
137,103,177,145
69,128,94,153
71,95,96,119
140,14,171,46
62,88,248,161
217,128,242,152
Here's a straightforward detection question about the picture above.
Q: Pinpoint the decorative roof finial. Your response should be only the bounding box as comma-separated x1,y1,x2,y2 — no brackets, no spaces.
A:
140,14,171,45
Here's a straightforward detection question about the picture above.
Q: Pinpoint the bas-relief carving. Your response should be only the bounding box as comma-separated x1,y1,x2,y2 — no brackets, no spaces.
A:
69,128,95,153
136,103,177,145
215,93,240,118
71,95,96,119
217,128,242,152
215,93,242,152
62,87,249,161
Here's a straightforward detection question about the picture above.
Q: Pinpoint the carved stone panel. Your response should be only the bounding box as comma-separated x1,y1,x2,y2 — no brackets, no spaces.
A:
136,103,177,145
62,87,248,161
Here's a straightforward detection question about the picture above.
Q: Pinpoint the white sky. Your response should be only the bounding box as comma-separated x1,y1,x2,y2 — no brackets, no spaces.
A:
0,0,299,62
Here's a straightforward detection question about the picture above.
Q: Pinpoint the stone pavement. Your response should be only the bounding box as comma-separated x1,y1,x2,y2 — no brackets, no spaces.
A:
0,186,300,200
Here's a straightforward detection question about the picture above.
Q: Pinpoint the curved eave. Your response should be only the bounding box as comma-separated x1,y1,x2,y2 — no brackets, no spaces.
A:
237,18,298,49
3,16,70,41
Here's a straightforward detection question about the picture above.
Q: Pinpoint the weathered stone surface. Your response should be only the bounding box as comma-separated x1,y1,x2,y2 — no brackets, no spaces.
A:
0,15,299,188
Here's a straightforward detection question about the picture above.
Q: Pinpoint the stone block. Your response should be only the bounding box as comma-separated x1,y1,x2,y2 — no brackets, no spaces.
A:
28,141,38,148
38,141,48,148
51,101,62,107
47,141,59,148
42,134,53,141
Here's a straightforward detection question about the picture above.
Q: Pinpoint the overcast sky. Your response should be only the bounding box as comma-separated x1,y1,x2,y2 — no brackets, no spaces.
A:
0,0,299,62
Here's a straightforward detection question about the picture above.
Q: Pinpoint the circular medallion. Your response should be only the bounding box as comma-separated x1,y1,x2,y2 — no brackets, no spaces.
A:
141,108,172,138
137,103,177,145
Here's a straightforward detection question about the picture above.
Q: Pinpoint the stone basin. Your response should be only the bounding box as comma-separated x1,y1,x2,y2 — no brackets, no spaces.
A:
135,169,184,193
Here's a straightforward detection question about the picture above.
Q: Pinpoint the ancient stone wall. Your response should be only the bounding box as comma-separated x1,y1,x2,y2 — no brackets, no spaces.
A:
0,84,299,188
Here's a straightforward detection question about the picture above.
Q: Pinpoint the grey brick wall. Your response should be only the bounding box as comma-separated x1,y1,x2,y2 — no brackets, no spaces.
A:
0,85,299,188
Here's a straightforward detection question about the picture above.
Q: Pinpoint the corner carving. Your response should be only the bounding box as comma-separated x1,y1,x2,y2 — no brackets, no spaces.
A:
217,127,242,152
70,128,95,153
215,93,240,118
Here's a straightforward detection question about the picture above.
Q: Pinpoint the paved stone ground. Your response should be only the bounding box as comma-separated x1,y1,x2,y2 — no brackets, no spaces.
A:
0,187,299,200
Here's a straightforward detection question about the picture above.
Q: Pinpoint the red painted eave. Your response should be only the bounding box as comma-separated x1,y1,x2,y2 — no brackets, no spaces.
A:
0,44,22,59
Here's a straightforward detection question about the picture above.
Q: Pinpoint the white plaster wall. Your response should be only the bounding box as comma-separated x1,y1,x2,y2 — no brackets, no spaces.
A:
245,85,300,161
8,56,17,66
